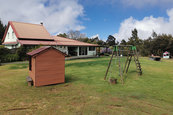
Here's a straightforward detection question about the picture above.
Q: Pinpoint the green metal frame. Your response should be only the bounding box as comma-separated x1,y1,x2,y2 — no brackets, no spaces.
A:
104,45,142,84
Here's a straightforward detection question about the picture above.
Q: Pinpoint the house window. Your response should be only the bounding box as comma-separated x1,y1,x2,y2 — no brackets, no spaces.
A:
79,47,87,55
7,32,9,39
12,32,15,39
29,56,32,71
89,47,95,51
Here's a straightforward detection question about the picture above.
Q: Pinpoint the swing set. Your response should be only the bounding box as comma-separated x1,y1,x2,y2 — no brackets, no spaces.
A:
104,45,142,84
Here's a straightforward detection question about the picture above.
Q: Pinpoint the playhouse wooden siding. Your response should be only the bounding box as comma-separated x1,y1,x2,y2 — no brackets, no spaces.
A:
29,47,65,86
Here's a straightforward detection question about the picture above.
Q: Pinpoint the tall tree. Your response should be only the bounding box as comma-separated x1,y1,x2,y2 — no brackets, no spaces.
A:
106,35,116,46
128,28,141,46
0,19,6,44
128,28,143,53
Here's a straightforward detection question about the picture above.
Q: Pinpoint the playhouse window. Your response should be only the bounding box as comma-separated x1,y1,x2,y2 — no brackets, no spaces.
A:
29,56,32,71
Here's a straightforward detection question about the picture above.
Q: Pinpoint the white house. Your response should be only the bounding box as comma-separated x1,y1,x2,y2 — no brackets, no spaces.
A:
2,21,99,57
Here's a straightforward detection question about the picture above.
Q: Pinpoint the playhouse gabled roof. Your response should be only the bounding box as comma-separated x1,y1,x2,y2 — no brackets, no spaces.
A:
2,21,52,42
27,46,67,57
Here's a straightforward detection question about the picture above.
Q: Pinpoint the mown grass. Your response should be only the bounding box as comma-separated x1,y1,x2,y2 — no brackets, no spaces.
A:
0,57,173,115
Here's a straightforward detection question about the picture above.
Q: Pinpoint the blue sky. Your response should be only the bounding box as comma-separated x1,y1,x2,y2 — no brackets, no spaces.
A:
0,0,173,41
78,0,172,40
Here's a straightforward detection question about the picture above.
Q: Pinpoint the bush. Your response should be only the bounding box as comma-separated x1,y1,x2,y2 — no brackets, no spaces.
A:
2,54,19,62
101,47,112,54
0,45,10,55
17,45,42,61
0,45,42,63
104,53,110,56
0,46,11,62
27,45,41,53
16,46,28,61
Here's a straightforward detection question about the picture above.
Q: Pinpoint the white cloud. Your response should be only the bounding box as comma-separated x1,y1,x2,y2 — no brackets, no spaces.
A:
0,0,85,35
114,8,173,41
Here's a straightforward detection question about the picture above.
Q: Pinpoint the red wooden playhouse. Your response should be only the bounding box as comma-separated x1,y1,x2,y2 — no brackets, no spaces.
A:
27,46,66,86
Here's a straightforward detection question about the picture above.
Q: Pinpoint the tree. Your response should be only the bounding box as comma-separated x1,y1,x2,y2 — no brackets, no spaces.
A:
16,46,28,61
120,39,127,45
127,28,143,54
128,28,140,45
106,35,116,46
57,33,67,38
151,34,173,56
97,40,106,45
67,30,86,39
152,31,157,38
0,19,6,44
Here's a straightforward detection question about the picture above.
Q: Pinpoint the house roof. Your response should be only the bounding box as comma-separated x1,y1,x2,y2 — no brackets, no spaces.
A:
27,46,67,57
2,21,52,42
2,21,99,47
163,51,170,54
53,36,99,46
2,42,18,45
18,40,57,45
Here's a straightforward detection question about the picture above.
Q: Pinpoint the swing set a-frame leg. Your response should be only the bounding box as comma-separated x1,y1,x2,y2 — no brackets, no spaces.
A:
123,54,129,73
125,55,132,73
104,51,114,80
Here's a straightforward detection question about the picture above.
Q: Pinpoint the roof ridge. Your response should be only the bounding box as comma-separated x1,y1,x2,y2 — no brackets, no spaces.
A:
10,21,42,26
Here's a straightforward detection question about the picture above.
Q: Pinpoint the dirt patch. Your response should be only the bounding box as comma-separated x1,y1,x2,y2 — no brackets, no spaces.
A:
64,84,70,87
129,99,169,112
111,97,121,102
110,104,122,107
109,104,123,110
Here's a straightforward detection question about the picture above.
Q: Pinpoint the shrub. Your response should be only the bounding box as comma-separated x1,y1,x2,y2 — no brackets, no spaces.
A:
101,47,112,54
27,45,41,53
0,46,11,62
3,54,19,62
16,46,28,61
104,53,110,56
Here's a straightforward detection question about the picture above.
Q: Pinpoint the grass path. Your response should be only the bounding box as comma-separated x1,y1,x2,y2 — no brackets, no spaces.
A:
0,57,173,115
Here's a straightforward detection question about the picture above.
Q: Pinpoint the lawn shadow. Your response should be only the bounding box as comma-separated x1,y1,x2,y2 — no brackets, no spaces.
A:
127,70,137,74
123,70,137,83
8,63,28,70
65,74,78,83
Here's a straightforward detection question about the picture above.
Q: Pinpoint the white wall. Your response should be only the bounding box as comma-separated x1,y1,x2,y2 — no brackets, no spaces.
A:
55,46,68,54
87,47,96,56
4,25,18,43
3,25,20,49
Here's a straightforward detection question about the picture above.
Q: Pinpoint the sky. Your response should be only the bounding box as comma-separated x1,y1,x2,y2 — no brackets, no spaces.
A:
0,0,173,41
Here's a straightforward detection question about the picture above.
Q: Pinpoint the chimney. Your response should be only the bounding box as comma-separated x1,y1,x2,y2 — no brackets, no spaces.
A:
40,22,43,26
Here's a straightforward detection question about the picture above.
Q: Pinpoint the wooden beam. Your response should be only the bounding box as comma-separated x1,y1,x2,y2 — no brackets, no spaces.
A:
104,51,114,80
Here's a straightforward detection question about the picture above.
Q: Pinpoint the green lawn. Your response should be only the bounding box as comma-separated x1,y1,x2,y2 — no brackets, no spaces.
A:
0,57,173,115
